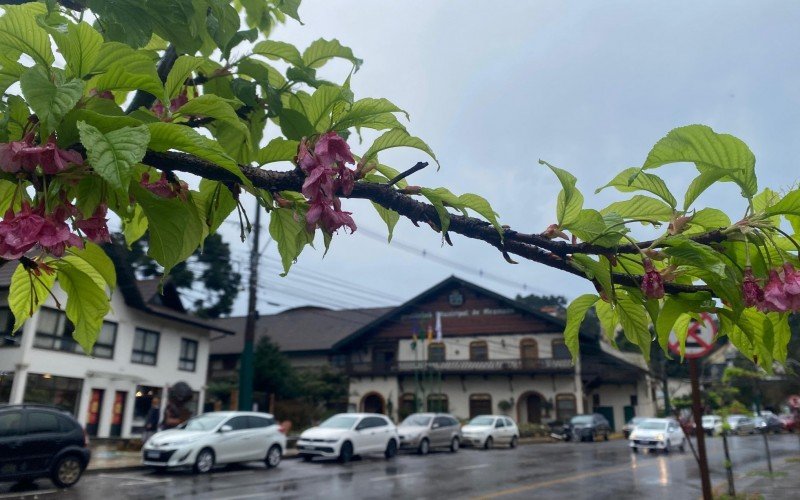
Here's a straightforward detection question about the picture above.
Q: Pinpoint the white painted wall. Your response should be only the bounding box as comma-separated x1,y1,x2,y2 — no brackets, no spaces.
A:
1,283,211,438
397,333,564,362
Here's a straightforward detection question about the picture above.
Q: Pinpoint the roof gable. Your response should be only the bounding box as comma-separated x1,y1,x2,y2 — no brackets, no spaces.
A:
332,276,570,350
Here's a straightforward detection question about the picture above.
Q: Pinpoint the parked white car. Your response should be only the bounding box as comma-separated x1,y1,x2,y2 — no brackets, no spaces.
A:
460,415,519,449
142,411,286,473
297,413,398,462
702,415,723,436
629,418,686,453
726,415,755,435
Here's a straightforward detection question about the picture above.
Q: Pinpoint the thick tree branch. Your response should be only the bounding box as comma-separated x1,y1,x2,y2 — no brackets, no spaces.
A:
142,150,718,296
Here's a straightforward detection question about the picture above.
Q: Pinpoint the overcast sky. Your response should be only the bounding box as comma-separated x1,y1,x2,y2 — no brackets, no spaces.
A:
215,0,800,316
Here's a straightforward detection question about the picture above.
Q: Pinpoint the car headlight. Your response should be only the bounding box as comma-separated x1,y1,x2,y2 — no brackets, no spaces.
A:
655,433,665,441
321,438,340,443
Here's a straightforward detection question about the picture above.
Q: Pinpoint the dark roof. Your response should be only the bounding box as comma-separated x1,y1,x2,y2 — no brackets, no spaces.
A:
331,275,572,351
211,306,393,354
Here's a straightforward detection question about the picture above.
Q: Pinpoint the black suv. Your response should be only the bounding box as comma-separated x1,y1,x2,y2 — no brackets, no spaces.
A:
0,404,91,488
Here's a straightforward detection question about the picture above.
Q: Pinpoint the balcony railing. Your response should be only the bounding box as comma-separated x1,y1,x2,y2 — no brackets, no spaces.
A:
346,357,573,376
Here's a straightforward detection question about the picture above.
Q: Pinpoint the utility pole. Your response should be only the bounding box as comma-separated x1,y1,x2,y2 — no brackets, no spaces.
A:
238,199,261,411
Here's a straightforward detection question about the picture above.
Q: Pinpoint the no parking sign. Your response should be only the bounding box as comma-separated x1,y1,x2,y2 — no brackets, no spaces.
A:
668,312,716,359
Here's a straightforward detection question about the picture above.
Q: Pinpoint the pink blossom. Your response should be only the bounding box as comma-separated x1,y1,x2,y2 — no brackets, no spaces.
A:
75,204,111,244
295,140,318,173
36,137,84,175
306,200,356,234
89,89,114,100
0,139,29,173
301,164,335,200
761,270,790,312
0,202,45,259
141,172,178,198
169,91,189,112
640,258,665,299
542,223,569,240
38,215,83,257
0,135,82,175
742,267,764,308
314,131,355,168
336,166,355,196
782,263,800,295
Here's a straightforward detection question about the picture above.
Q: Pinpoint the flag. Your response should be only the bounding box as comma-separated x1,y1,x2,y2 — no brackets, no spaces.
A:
435,312,442,342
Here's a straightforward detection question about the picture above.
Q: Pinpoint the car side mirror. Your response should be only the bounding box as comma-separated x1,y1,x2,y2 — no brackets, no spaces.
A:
219,425,233,433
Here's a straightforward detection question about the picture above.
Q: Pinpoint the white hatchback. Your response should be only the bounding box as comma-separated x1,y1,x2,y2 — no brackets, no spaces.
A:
461,415,519,449
142,411,286,473
629,418,686,453
297,413,399,462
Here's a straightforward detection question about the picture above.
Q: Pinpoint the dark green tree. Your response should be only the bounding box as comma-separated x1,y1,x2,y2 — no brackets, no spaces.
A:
122,232,241,318
253,336,299,400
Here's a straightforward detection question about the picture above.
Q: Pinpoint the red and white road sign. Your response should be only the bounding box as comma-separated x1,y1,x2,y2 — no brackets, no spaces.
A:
668,312,717,359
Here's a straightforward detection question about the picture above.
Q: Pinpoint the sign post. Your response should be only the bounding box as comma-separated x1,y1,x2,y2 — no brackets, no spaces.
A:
669,312,716,500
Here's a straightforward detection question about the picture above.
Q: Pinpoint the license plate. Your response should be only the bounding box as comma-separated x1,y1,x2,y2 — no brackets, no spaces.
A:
146,451,160,459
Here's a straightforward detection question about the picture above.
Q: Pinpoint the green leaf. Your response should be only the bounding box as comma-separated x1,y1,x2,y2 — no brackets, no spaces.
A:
9,263,56,333
195,179,236,234
252,40,304,67
302,38,362,70
572,254,613,297
656,297,684,353
53,21,103,79
131,183,204,276
419,187,466,234
91,42,163,99
85,0,153,48
56,260,110,354
672,313,693,358
67,242,117,290
58,108,143,147
0,3,54,66
458,193,503,237
146,0,203,55
147,122,248,185
663,240,727,277
237,58,287,88
165,55,204,100
594,299,618,347
122,203,148,246
305,85,350,131
0,180,19,214
566,209,621,247
372,163,407,189
0,55,25,95
277,108,315,141
20,66,84,136
206,0,240,50
617,292,652,360
596,167,677,208
269,206,314,275
371,201,400,243
78,122,150,192
277,0,303,23
257,138,299,165
600,195,673,222
363,128,439,168
764,189,800,217
564,294,600,362
686,208,731,232
334,97,408,131
683,168,729,210
643,124,757,199
540,160,584,226
175,94,249,136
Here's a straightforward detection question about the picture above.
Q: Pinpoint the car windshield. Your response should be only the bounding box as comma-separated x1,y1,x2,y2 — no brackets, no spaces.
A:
469,416,495,426
571,416,594,425
319,415,358,429
402,415,432,427
630,417,645,424
637,420,667,430
183,414,227,431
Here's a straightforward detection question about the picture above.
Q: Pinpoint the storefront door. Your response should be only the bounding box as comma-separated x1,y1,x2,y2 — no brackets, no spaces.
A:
86,389,104,436
110,391,127,437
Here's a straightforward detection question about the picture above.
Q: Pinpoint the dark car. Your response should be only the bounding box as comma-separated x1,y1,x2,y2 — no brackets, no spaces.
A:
755,414,783,434
0,404,91,488
567,414,612,442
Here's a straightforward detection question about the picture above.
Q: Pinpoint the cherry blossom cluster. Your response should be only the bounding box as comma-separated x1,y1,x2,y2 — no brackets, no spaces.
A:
140,171,189,200
640,258,665,299
0,133,84,175
151,91,189,120
0,200,110,260
295,131,357,234
743,264,800,312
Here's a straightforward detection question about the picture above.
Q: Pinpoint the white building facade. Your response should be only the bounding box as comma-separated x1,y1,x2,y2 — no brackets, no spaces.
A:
334,277,656,431
0,266,230,439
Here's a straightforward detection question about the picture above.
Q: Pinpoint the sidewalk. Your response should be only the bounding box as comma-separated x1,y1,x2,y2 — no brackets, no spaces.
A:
712,455,800,499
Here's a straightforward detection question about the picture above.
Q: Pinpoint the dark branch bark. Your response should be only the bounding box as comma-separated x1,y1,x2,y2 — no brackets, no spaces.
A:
387,162,428,187
0,0,85,10
142,150,718,296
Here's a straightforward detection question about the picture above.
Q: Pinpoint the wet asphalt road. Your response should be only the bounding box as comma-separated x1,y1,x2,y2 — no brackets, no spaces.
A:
2,434,799,499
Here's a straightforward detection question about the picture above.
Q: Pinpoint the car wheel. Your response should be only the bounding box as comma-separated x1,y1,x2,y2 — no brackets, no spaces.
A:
663,440,671,454
265,444,282,468
588,432,595,443
339,441,353,463
51,454,84,488
384,439,398,459
418,438,430,455
300,454,313,462
484,436,493,450
510,436,518,449
194,448,215,474
603,432,609,442
450,437,460,453
631,447,638,453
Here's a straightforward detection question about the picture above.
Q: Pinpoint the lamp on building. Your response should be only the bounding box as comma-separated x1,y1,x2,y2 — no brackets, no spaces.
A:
42,373,52,379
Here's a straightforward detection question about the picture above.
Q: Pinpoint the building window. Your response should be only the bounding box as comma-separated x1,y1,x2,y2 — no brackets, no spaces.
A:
592,394,600,407
520,338,538,367
469,341,488,361
23,373,83,416
426,394,449,413
469,393,492,419
179,338,198,371
0,307,19,347
132,386,162,434
0,372,13,403
131,328,160,365
551,339,570,360
399,393,417,420
428,342,445,362
555,394,577,422
630,395,638,406
33,308,116,358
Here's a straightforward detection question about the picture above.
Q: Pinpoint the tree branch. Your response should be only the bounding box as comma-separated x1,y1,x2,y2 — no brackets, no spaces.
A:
0,0,85,11
141,150,719,296
125,45,178,114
